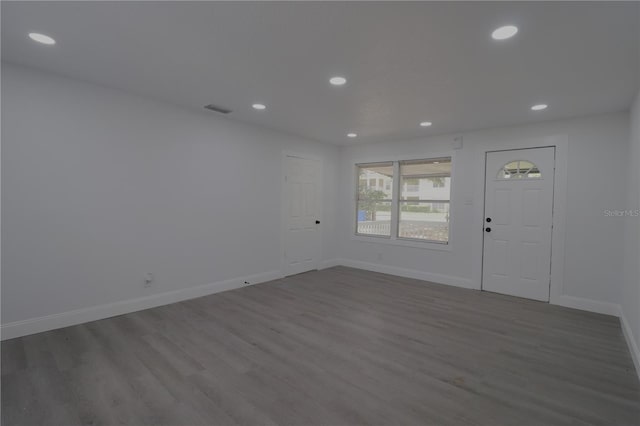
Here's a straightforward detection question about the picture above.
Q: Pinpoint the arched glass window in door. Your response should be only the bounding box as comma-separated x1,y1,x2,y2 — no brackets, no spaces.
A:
497,160,541,179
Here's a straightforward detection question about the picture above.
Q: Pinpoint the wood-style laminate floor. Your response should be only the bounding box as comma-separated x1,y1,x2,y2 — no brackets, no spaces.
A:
2,266,639,426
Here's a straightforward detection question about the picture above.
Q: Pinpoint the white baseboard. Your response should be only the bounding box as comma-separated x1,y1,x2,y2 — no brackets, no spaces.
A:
332,260,625,317
334,258,475,290
618,306,640,381
318,258,343,270
549,296,640,380
553,295,621,317
1,270,283,341
4,257,637,383
332,259,640,380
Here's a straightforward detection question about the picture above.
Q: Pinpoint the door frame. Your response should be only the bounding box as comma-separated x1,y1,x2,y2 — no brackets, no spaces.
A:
281,150,323,276
475,135,568,305
481,146,556,301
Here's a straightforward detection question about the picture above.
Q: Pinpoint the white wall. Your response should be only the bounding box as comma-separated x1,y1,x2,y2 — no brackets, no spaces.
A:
1,63,340,326
622,91,640,365
336,112,630,308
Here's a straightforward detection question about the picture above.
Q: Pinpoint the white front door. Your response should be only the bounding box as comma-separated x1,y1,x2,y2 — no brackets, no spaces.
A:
482,147,555,301
283,154,321,276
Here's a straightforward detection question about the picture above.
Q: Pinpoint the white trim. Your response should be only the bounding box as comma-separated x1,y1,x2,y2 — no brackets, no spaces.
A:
619,306,640,380
336,258,474,289
554,295,620,316
350,151,456,165
318,259,342,269
350,235,452,251
1,270,283,341
327,260,625,318
333,258,640,380
5,258,636,382
391,160,400,238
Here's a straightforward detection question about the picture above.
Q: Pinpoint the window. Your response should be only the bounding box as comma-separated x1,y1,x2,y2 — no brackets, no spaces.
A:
356,162,393,237
403,178,420,192
355,157,452,244
399,158,451,243
497,160,541,179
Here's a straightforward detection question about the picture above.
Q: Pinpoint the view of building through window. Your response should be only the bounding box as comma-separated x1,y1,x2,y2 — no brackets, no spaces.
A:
356,162,393,236
398,158,451,242
356,158,451,243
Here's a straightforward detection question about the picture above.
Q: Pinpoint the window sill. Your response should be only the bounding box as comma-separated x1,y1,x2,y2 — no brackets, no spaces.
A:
351,234,452,251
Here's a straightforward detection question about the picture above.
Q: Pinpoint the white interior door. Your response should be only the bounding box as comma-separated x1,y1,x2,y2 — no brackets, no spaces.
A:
482,147,555,301
284,154,321,276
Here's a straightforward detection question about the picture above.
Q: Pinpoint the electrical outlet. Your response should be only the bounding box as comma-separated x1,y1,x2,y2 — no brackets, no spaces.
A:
144,273,154,288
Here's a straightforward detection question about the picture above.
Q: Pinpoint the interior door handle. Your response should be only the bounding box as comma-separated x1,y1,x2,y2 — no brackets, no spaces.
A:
485,227,491,232
315,220,320,224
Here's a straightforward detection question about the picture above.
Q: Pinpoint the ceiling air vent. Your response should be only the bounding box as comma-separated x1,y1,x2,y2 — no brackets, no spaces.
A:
204,104,232,114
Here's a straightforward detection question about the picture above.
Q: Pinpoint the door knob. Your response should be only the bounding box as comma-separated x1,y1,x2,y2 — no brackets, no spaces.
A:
486,217,492,223
315,220,320,224
485,227,491,232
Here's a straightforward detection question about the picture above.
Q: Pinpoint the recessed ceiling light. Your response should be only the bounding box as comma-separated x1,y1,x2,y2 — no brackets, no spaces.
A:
252,103,266,110
28,32,56,45
330,76,347,86
420,121,433,127
347,133,357,138
491,25,518,40
531,104,548,111
433,161,440,164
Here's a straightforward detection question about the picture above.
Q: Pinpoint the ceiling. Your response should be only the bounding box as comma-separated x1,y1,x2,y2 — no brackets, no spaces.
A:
2,2,638,145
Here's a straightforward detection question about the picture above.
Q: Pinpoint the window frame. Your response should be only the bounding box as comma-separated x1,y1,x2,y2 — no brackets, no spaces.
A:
352,153,454,251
